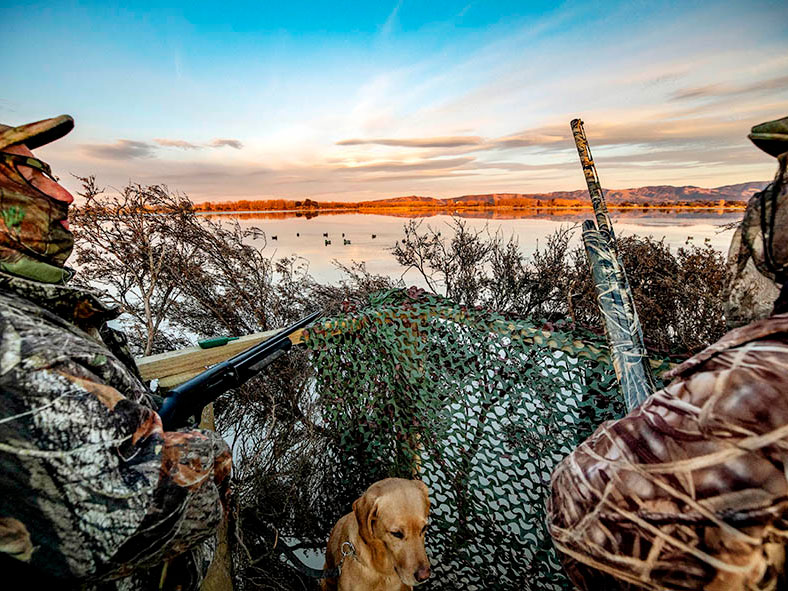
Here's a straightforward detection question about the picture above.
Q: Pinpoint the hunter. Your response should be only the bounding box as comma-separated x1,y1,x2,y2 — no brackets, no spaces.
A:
0,115,231,590
548,116,788,590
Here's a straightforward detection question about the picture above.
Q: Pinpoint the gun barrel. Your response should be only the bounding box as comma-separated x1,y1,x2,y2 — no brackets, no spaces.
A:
158,310,322,430
571,118,615,241
571,118,655,410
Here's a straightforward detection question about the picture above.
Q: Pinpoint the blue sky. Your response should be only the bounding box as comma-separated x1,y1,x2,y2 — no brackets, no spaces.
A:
2,0,787,201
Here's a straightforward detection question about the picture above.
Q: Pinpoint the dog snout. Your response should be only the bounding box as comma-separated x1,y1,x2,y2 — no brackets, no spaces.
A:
414,565,431,583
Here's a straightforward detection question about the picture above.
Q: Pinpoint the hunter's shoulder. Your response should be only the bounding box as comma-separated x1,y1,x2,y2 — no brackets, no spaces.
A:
0,270,120,326
0,273,151,406
664,312,788,381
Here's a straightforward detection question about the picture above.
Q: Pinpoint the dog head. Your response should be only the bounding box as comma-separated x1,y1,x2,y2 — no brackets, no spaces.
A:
353,478,431,586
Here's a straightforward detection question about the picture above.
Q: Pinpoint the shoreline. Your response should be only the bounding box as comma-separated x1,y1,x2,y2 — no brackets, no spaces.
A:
196,204,747,215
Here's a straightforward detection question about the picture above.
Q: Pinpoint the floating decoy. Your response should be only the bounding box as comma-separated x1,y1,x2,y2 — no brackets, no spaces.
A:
325,239,331,246
342,232,345,237
271,235,278,240
296,232,300,237
323,232,329,237
344,239,351,245
371,234,376,239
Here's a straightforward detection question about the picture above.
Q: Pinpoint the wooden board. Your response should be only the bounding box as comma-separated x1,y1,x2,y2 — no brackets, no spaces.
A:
136,328,306,389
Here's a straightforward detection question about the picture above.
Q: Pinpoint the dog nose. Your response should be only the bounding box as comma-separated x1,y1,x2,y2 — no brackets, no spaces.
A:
415,565,431,582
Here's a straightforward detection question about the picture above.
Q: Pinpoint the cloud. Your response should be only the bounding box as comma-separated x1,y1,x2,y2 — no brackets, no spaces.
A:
471,113,779,156
489,129,568,150
81,139,156,160
339,156,474,174
155,137,244,150
208,138,243,149
472,160,559,172
358,171,479,183
154,138,202,150
671,74,788,101
380,0,403,38
671,84,726,101
337,136,483,148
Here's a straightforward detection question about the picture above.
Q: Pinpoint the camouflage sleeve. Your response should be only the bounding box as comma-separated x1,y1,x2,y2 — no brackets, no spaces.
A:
0,331,231,588
547,324,788,590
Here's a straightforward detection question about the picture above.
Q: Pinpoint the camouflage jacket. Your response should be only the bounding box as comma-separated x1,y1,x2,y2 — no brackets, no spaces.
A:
0,272,232,590
548,312,788,591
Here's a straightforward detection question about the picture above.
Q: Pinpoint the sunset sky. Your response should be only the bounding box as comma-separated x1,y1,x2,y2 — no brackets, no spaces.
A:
3,0,788,202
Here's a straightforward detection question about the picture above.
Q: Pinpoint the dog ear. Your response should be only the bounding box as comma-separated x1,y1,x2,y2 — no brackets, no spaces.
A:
353,490,379,544
416,480,430,515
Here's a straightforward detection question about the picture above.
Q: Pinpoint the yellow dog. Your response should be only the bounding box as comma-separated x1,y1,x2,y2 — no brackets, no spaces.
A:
321,478,431,591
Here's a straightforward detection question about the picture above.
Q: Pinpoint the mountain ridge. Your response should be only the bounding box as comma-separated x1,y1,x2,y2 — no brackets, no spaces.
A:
194,181,770,212
366,181,768,206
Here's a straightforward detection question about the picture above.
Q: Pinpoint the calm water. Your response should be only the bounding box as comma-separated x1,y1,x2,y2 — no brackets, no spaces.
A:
207,209,743,285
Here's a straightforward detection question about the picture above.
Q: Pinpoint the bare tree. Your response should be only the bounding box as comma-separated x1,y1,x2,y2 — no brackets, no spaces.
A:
71,176,200,355
392,218,494,305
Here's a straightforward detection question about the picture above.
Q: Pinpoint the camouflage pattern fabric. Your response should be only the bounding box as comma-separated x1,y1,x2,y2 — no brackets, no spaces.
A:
305,288,666,590
740,160,787,285
0,271,232,590
722,225,780,328
0,115,74,152
748,115,788,159
570,118,656,411
725,119,788,321
547,312,788,590
0,167,74,283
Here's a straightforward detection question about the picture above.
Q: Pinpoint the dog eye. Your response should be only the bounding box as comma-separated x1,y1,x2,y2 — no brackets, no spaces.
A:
390,531,404,539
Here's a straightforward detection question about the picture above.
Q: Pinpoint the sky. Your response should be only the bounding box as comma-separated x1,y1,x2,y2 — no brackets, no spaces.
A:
2,0,788,203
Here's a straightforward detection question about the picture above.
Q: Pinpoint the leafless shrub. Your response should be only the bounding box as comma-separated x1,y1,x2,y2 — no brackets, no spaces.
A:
566,236,728,355
392,218,578,320
393,218,728,356
308,261,403,315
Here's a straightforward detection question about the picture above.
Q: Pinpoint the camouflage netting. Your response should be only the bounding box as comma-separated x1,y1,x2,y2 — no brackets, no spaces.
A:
302,287,671,590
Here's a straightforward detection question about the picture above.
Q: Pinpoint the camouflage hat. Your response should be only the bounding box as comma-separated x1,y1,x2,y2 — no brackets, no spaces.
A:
748,115,788,158
0,115,74,151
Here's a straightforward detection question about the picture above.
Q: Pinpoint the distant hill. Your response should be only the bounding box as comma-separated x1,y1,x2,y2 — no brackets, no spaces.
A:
195,181,770,213
370,195,443,205
362,182,769,207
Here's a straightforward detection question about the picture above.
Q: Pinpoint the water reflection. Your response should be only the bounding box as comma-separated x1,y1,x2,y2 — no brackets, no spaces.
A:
205,210,743,285
202,207,741,222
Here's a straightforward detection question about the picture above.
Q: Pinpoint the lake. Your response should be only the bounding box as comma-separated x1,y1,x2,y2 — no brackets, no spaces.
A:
205,209,743,286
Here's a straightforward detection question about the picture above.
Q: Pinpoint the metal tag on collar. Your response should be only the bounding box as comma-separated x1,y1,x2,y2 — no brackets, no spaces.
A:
341,541,356,559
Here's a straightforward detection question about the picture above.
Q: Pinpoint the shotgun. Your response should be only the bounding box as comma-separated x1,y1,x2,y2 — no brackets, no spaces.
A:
158,310,322,430
571,118,656,410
